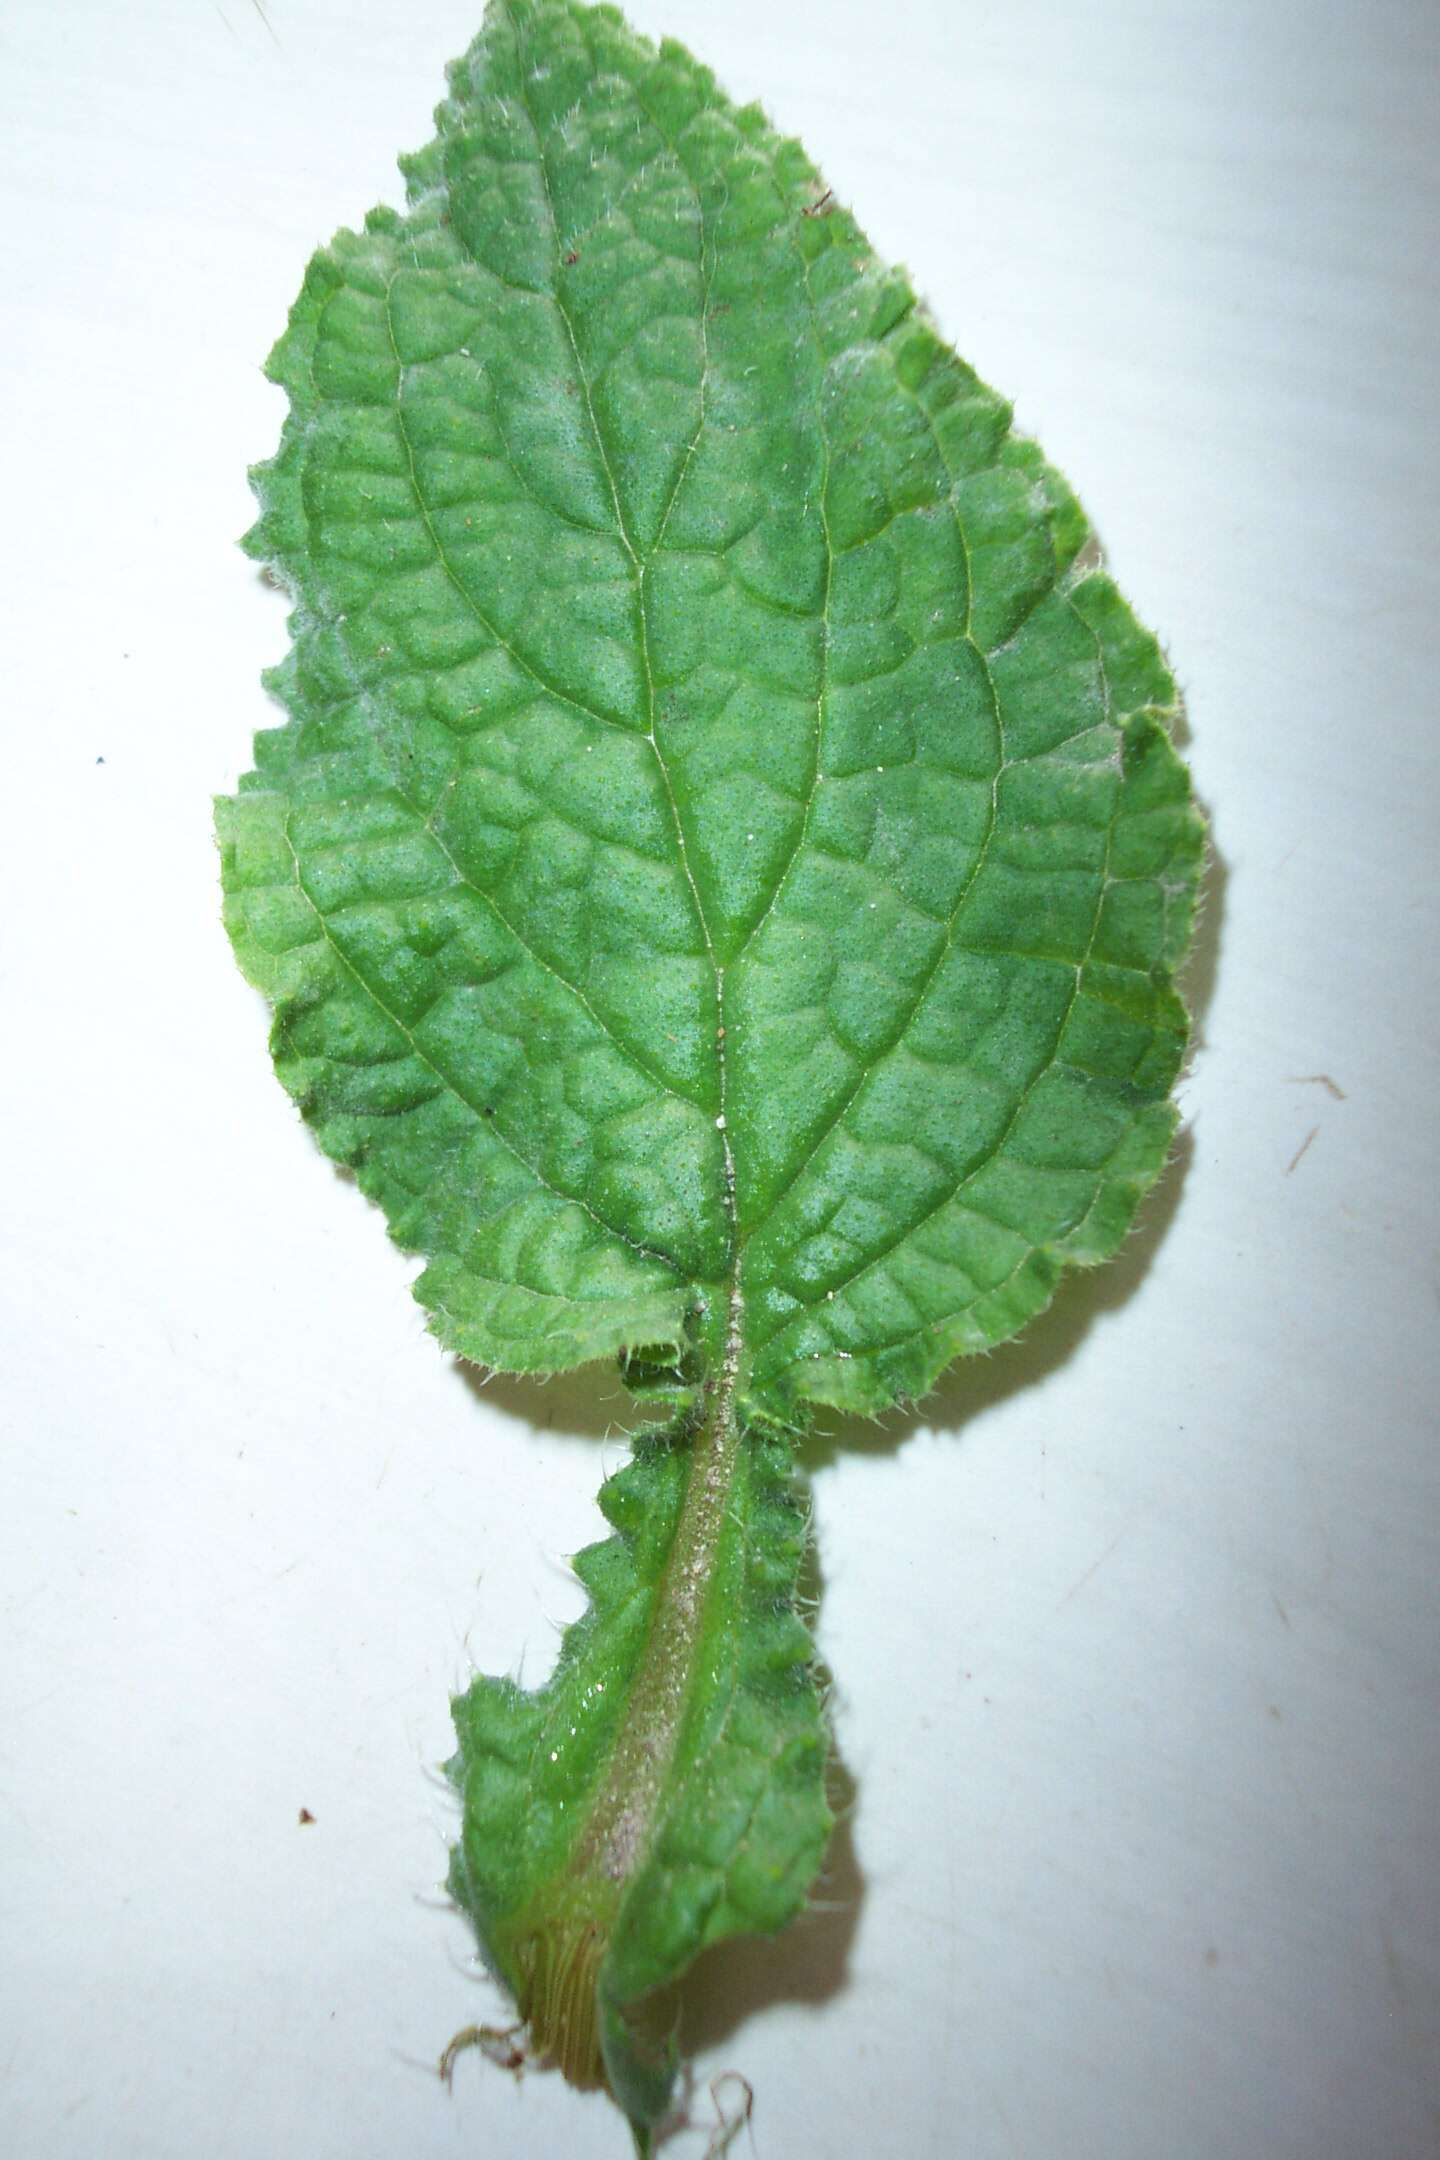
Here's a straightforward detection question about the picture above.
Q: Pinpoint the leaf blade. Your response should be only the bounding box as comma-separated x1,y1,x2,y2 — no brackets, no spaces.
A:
225,0,1200,1390
222,2,1204,2136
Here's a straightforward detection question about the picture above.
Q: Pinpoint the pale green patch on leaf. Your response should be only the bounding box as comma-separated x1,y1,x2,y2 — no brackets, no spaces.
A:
219,0,1202,2145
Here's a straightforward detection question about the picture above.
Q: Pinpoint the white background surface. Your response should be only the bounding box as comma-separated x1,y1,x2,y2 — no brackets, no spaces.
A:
2,2,1437,2156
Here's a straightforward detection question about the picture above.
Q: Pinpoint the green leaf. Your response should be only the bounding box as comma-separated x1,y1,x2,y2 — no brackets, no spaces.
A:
219,0,1202,2143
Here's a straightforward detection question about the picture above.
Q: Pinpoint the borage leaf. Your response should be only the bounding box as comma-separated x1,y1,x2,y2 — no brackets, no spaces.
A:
218,0,1203,2145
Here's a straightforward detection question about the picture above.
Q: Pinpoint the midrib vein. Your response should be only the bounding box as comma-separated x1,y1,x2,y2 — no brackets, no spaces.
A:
570,1272,744,1887
507,5,750,1904
507,3,738,1263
